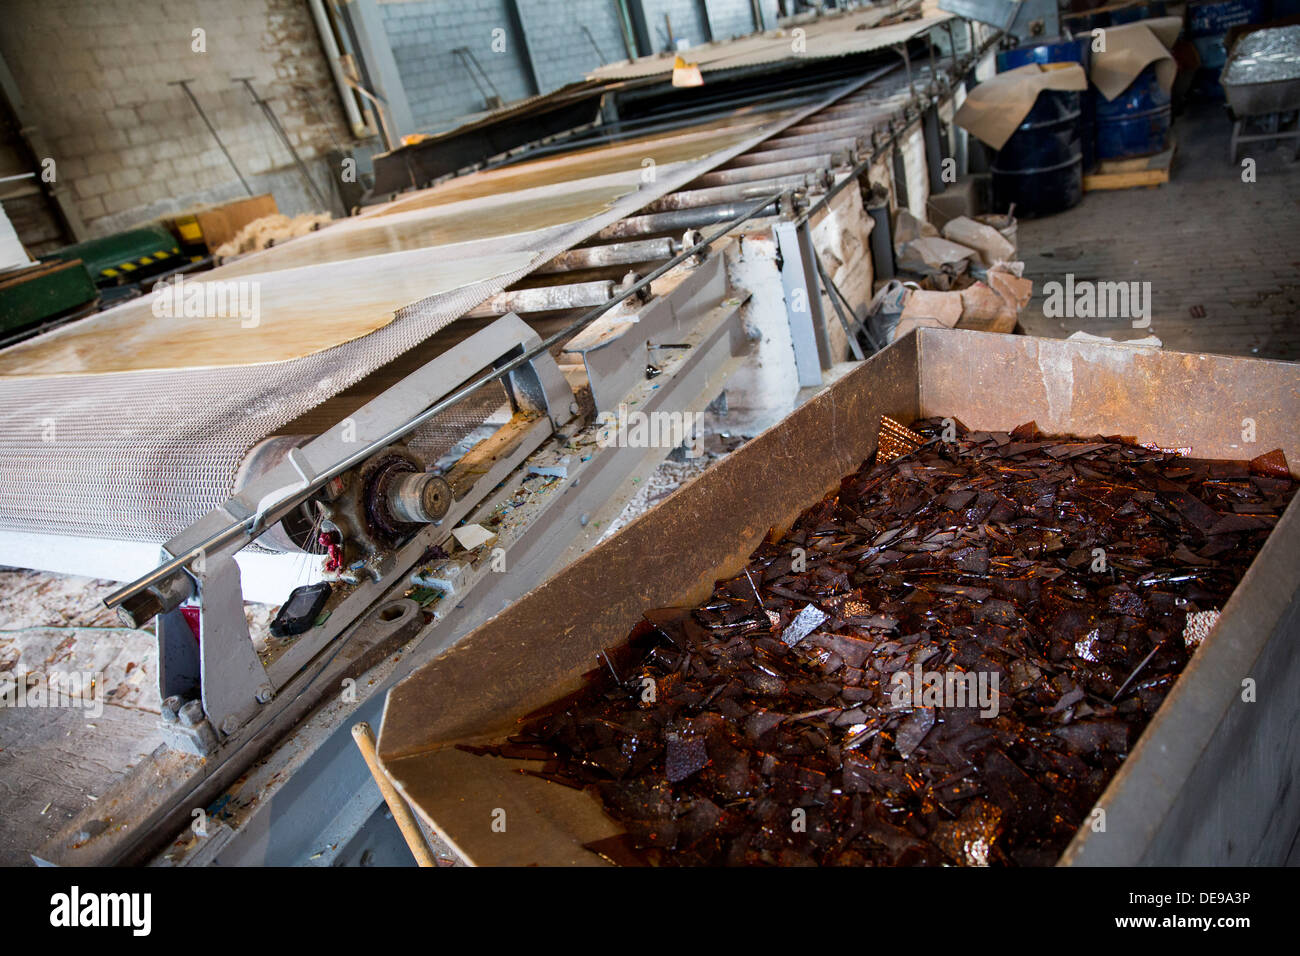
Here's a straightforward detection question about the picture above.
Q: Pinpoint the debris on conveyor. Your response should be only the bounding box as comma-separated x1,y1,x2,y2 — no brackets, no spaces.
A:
463,418,1295,865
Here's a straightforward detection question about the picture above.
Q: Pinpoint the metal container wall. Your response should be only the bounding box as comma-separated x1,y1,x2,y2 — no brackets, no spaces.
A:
1095,63,1173,159
991,89,1085,217
378,329,1300,866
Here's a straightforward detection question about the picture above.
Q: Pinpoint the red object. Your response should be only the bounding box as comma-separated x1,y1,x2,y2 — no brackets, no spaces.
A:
181,605,201,643
319,531,343,572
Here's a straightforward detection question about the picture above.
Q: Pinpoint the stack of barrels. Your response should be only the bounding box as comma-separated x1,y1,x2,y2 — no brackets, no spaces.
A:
990,2,1175,218
991,38,1091,218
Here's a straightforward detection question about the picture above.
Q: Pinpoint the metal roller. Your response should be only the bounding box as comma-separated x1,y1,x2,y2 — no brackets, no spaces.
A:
727,146,853,168
464,280,616,317
641,173,830,213
589,201,780,241
689,156,834,188
533,238,677,274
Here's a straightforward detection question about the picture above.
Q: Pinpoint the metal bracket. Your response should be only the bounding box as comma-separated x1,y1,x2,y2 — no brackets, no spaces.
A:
564,250,728,413
938,0,1058,42
774,219,829,386
150,313,574,746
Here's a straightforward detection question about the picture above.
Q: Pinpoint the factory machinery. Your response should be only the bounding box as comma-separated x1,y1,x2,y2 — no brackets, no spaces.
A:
0,7,1013,865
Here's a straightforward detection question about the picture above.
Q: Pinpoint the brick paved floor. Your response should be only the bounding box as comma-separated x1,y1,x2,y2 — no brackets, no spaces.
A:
1017,99,1300,361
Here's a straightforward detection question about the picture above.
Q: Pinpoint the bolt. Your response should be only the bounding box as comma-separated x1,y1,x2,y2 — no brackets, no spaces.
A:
178,699,205,727
255,683,275,704
161,695,183,723
220,716,241,736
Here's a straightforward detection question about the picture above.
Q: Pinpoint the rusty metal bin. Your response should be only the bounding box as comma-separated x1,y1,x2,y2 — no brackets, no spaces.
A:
378,328,1300,866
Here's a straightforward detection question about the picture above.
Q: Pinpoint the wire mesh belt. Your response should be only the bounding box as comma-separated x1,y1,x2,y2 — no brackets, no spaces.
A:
403,380,509,466
0,263,541,545
0,102,818,547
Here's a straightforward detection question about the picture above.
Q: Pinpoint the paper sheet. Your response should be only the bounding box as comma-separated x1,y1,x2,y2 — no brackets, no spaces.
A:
1090,17,1181,102
955,63,1088,151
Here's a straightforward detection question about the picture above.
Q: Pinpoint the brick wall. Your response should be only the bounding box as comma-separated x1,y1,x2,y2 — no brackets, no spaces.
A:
705,0,760,40
0,0,352,241
382,0,765,135
514,0,629,93
381,0,537,134
642,0,710,48
0,0,770,245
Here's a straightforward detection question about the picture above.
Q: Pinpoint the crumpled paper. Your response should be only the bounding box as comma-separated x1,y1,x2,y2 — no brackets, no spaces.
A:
955,62,1088,150
1090,17,1181,102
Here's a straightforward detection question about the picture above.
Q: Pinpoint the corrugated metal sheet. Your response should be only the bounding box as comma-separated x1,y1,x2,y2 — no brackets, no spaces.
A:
587,10,953,82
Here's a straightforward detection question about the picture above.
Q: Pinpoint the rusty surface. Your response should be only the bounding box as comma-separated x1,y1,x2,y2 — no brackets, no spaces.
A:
378,330,1300,867
916,332,1300,462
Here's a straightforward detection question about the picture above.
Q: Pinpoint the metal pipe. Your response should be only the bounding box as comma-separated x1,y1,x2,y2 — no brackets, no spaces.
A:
580,25,608,64
728,145,851,167
170,79,253,197
464,280,616,317
533,238,675,274
773,116,876,138
590,200,779,241
813,101,906,123
642,173,825,212
690,156,832,188
750,131,864,152
103,190,789,619
307,0,368,139
234,77,331,211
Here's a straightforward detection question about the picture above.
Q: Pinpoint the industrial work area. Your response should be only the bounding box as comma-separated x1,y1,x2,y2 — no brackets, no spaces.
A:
0,0,1297,901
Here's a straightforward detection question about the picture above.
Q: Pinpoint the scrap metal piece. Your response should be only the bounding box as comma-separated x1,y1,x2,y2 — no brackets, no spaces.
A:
781,604,827,646
1184,609,1220,651
878,415,925,461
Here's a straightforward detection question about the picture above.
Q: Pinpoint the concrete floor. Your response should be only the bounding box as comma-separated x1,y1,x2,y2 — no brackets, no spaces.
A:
1017,98,1300,360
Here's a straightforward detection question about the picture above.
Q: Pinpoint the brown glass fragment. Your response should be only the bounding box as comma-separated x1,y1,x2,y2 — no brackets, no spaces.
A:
472,419,1295,866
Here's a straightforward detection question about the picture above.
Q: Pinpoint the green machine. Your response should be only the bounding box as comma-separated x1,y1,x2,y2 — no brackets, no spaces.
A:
0,258,98,341
0,223,188,343
46,223,183,285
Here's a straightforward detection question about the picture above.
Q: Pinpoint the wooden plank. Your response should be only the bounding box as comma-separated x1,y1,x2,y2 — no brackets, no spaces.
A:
0,257,81,291
193,194,279,252
1084,143,1175,192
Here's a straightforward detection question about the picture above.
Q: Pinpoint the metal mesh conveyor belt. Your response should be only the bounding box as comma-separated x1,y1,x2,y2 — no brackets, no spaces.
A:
0,278,505,545
0,96,830,548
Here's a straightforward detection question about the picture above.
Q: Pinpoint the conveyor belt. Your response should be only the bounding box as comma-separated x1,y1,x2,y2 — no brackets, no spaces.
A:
0,112,808,545
0,34,939,551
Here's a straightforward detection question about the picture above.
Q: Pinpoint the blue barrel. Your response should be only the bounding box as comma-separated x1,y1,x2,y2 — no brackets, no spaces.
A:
991,89,1084,218
1094,64,1172,159
1188,0,1262,97
996,36,1088,71
996,38,1096,176
1188,0,1262,36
